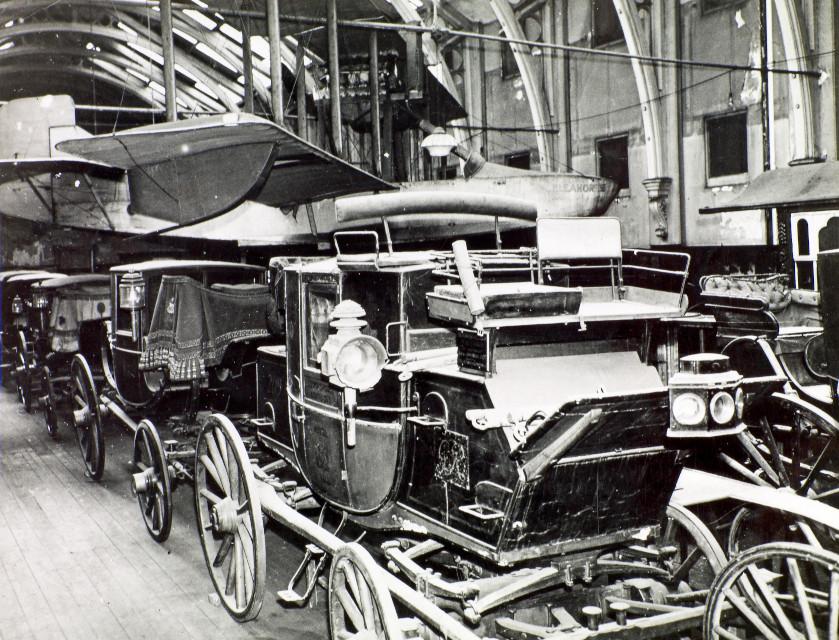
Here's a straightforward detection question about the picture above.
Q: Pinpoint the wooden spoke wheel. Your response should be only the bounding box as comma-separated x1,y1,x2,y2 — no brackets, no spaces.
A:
662,503,728,592
194,414,265,621
132,420,173,543
42,365,59,438
704,542,839,640
328,542,403,640
744,396,839,504
15,332,33,413
71,355,105,481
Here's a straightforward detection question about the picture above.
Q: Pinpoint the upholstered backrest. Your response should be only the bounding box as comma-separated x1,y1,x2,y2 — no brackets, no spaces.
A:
537,217,622,261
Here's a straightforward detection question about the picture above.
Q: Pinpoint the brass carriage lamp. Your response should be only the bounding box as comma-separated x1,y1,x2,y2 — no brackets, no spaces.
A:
118,272,145,342
318,299,387,447
11,294,24,316
668,353,745,438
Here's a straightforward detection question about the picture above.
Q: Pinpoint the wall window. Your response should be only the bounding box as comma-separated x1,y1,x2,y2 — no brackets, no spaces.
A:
706,111,748,180
597,135,629,190
701,0,744,15
505,150,531,170
592,0,624,47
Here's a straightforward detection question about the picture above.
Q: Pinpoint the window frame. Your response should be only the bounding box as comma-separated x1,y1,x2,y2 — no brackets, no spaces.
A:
704,110,749,185
591,0,624,48
596,133,630,193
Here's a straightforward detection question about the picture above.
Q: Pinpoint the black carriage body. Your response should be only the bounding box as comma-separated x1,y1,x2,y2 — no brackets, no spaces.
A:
108,260,267,407
259,246,689,566
1,272,63,350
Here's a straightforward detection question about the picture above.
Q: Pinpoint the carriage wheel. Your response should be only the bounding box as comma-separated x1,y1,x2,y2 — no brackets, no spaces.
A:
132,420,173,543
71,355,105,481
328,542,403,640
15,332,33,413
42,365,59,438
194,414,265,621
703,542,839,640
663,503,728,591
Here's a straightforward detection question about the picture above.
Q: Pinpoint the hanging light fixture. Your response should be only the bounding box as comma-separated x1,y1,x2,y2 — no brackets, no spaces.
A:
420,127,458,158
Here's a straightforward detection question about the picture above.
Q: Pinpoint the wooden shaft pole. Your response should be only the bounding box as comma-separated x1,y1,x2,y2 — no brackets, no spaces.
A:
241,17,255,114
296,46,307,139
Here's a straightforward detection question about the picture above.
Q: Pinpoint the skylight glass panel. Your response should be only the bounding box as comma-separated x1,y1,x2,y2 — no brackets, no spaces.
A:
127,42,165,65
173,27,198,45
184,9,217,31
0,41,14,51
127,68,150,84
191,0,208,8
116,21,137,36
175,64,199,83
250,35,270,59
195,42,238,73
219,23,242,44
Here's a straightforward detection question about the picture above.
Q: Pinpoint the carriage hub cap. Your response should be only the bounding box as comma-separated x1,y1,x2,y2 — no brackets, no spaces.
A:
210,497,239,534
131,467,156,495
73,406,91,427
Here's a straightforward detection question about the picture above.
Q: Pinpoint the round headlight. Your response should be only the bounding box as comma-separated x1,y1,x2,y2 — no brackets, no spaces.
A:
710,391,736,424
734,387,745,419
672,392,706,426
334,335,386,390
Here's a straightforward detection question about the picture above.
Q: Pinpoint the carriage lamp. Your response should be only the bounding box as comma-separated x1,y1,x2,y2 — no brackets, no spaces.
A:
118,272,145,342
668,353,745,438
32,290,49,309
318,299,387,447
11,294,24,316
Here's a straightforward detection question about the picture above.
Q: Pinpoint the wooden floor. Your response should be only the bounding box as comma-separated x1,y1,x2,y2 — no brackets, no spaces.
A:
0,384,327,640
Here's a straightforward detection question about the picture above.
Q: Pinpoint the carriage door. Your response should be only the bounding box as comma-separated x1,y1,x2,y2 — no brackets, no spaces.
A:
290,271,401,513
790,211,839,290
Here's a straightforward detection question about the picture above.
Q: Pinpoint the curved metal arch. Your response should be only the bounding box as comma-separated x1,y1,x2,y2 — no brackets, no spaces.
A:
0,19,240,112
612,0,665,179
489,0,552,170
0,63,159,107
112,12,246,110
0,44,222,113
772,0,816,161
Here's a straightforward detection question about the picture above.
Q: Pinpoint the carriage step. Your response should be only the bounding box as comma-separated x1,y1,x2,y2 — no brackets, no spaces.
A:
276,544,327,606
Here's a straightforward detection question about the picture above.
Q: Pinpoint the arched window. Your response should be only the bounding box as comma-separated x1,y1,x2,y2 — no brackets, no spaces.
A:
796,218,810,256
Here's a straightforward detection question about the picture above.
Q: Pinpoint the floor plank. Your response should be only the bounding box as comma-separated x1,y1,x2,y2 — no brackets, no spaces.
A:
0,387,327,640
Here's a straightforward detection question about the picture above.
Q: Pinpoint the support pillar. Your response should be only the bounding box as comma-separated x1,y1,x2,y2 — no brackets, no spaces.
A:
242,18,255,114
327,0,343,156
266,0,284,124
296,46,307,139
159,0,177,121
369,31,382,176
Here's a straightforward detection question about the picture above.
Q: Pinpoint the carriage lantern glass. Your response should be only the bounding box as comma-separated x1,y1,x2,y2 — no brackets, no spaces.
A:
32,290,49,309
11,294,24,315
118,272,145,310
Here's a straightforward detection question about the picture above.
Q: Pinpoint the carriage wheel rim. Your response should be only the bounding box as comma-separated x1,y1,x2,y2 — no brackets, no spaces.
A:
132,419,173,543
194,414,265,622
704,541,839,640
71,355,104,480
328,543,403,640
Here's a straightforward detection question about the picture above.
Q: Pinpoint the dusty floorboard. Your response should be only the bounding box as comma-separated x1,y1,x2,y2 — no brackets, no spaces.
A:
0,384,327,640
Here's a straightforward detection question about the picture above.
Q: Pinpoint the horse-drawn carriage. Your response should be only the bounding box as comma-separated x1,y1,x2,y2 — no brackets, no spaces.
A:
0,270,65,402
185,217,749,639
12,274,113,434
185,215,839,639
68,259,275,541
